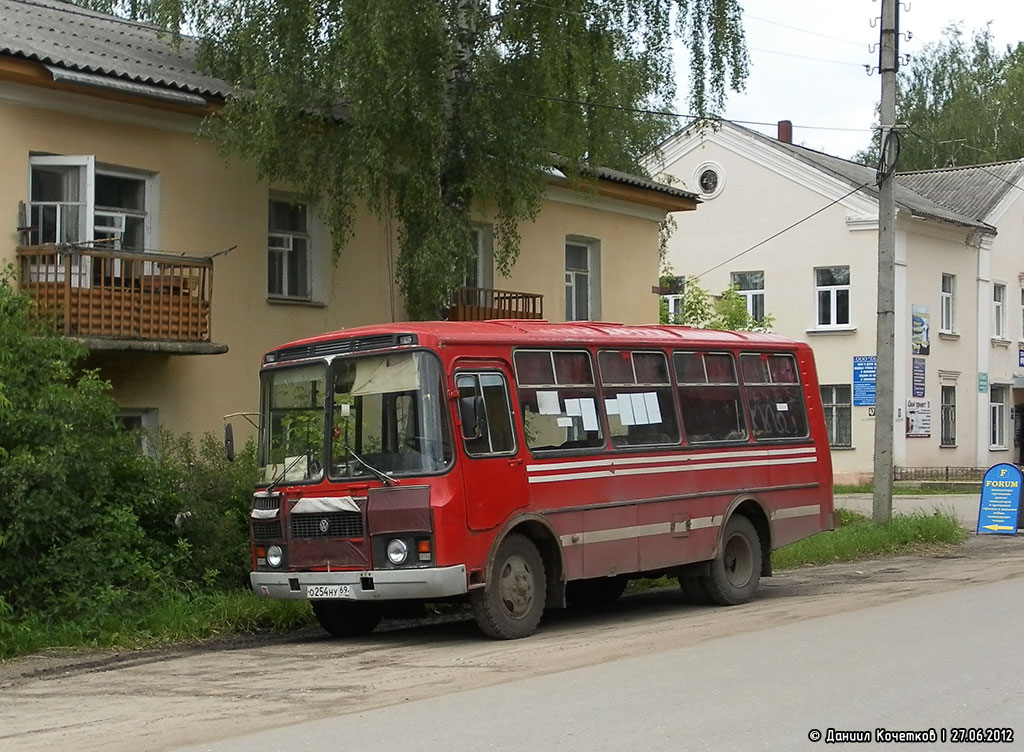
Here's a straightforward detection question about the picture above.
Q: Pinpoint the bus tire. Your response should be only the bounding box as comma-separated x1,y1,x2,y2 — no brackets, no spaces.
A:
679,576,713,604
470,533,546,639
702,515,762,606
565,576,628,609
312,601,383,638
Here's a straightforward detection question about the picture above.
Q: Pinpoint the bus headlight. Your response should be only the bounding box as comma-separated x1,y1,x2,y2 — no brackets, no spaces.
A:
266,545,284,568
386,538,409,565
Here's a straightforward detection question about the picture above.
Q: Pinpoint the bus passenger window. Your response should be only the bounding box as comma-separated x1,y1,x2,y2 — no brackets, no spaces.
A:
673,351,748,443
739,353,809,439
456,373,515,456
598,350,680,447
513,350,604,451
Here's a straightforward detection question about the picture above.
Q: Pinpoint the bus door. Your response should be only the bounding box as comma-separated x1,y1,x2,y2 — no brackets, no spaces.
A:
454,364,528,531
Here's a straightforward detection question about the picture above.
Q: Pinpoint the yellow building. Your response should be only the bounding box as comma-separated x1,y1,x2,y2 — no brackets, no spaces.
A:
1,0,696,442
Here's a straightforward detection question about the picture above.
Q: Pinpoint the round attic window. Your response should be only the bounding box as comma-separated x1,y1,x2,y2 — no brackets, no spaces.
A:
693,162,724,199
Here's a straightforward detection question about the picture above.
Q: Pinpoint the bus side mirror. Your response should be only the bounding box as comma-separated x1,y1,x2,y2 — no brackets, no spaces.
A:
458,396,486,440
224,423,235,463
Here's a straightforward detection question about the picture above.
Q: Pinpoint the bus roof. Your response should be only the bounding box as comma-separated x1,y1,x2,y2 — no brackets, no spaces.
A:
266,320,811,360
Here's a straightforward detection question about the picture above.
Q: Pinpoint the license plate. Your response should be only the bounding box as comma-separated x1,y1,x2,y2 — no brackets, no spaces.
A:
306,584,353,599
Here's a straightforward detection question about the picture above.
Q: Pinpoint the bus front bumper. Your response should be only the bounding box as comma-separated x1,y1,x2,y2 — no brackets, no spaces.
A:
250,565,468,601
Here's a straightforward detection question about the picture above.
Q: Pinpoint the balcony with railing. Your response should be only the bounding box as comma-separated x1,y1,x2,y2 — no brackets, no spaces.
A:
16,245,226,354
448,286,544,321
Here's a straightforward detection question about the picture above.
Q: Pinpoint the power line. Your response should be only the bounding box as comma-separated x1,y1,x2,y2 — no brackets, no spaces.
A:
748,46,868,69
693,182,872,279
744,14,866,48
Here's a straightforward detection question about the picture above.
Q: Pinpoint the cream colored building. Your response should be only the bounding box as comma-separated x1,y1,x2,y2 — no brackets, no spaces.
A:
1,0,695,443
649,120,1024,483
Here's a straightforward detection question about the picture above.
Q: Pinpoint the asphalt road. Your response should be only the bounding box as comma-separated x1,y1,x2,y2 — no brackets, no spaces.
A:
2,534,1021,752
179,575,1024,752
836,493,982,528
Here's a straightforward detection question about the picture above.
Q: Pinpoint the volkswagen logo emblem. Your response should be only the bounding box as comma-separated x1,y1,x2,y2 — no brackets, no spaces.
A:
318,518,330,534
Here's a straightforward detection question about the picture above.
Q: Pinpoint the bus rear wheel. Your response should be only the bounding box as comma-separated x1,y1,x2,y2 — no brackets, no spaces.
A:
470,533,546,639
702,515,762,606
311,600,383,638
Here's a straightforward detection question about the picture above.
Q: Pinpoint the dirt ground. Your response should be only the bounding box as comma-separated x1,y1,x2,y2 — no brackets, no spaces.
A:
2,534,1022,752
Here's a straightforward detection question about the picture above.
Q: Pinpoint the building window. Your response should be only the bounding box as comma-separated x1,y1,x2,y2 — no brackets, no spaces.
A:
940,385,956,447
940,274,955,333
268,199,310,300
29,155,153,250
815,266,850,328
990,386,1007,448
663,294,684,324
993,283,1007,339
1019,286,1024,340
819,384,852,447
731,270,765,322
565,239,600,321
464,226,494,290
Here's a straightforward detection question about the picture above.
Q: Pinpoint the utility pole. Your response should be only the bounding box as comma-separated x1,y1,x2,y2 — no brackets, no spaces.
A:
872,0,899,524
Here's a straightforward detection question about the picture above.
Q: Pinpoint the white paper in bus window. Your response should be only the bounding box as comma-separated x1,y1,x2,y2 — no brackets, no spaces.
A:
564,398,582,416
605,398,620,415
630,393,650,424
644,392,663,423
580,399,599,431
537,390,561,415
617,393,636,425
776,403,789,412
556,416,573,427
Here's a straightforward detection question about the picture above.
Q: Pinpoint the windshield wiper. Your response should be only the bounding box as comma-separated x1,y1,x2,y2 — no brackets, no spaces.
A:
345,444,398,486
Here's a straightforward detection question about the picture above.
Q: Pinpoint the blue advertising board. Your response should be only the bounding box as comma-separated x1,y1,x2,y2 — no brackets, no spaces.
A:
853,355,876,407
977,463,1023,535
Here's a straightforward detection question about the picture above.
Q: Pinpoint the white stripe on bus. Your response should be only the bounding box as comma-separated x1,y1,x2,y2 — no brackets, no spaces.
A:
528,455,817,483
772,504,821,520
526,446,817,474
558,515,724,547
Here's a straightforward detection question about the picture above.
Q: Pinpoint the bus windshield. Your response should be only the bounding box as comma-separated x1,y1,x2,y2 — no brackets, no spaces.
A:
258,351,453,485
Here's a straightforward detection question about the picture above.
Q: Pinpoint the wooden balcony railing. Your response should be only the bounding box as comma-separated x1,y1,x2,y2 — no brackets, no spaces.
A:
16,245,214,344
448,286,544,321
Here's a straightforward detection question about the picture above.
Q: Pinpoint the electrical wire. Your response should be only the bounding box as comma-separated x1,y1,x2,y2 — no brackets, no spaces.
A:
693,182,873,280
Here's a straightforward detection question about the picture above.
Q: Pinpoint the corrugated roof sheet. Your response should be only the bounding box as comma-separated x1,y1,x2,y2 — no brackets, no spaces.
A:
0,0,231,98
898,160,1024,221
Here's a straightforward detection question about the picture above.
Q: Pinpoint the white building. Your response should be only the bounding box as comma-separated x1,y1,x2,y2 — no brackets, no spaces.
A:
648,121,1024,483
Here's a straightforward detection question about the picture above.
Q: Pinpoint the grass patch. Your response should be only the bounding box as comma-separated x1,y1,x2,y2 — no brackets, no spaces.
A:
834,483,978,495
772,508,967,570
0,591,313,662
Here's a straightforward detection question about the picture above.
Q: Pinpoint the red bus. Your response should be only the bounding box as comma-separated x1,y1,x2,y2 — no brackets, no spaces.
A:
245,321,834,639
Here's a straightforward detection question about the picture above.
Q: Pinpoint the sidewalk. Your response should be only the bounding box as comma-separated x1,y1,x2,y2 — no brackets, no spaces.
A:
834,493,983,529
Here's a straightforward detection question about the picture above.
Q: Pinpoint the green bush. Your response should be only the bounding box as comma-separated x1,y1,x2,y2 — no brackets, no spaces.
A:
0,270,258,634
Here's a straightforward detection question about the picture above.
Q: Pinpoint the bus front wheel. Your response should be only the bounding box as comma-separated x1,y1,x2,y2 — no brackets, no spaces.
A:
470,533,547,639
702,515,762,606
312,600,383,638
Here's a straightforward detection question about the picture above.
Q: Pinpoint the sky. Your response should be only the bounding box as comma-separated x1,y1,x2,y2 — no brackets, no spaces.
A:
679,0,1024,160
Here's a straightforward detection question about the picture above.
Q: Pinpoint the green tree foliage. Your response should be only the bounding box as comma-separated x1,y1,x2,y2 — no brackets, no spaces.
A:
0,271,257,625
660,274,773,331
121,0,748,319
856,25,1024,169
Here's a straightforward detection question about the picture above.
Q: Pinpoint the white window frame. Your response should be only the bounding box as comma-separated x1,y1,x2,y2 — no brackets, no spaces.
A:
662,294,684,324
731,270,765,322
1019,285,1024,341
993,283,1007,340
814,266,851,329
465,225,494,290
28,155,96,246
940,273,955,333
565,238,600,321
990,385,1007,449
268,198,312,301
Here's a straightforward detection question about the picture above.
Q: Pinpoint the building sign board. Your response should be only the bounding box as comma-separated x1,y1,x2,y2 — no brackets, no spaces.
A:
912,357,925,398
905,398,931,438
977,463,1023,534
853,356,876,406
